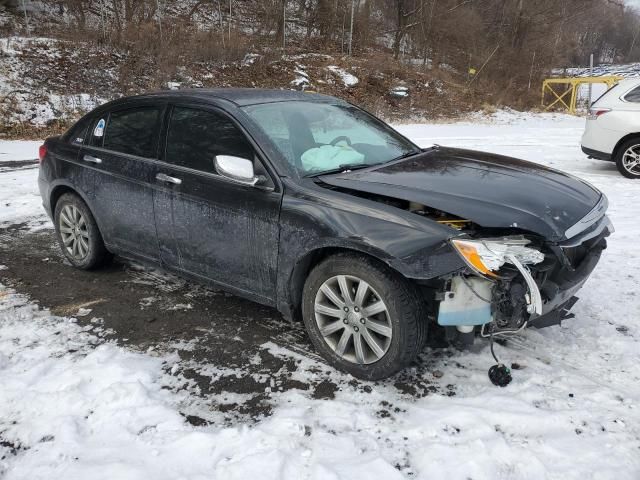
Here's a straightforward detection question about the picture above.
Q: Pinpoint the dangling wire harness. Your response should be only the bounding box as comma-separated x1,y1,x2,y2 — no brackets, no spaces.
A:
488,329,512,387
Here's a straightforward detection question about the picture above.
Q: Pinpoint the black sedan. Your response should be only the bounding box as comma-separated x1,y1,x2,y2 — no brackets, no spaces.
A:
38,89,613,380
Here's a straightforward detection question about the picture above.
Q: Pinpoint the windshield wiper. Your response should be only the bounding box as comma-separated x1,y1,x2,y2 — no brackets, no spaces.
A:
304,149,422,178
389,150,421,163
305,163,376,177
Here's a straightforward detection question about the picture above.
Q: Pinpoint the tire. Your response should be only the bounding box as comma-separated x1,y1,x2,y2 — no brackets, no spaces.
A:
615,137,640,179
54,193,112,270
301,253,428,380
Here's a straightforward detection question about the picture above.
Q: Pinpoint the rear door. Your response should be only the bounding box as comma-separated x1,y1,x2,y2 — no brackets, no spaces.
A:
153,104,282,301
49,116,95,208
80,102,164,261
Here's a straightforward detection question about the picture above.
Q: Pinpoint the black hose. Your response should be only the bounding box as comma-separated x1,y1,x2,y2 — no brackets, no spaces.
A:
489,330,500,363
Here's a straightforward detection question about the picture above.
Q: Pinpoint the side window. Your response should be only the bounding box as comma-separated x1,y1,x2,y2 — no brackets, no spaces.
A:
165,106,254,172
103,107,161,158
66,117,91,146
624,86,640,103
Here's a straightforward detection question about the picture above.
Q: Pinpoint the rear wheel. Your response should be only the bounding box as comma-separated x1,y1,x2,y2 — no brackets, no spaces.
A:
301,253,427,380
54,193,111,269
615,138,640,179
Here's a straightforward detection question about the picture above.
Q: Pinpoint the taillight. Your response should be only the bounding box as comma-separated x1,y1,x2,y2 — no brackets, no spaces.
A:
587,108,611,120
38,144,47,163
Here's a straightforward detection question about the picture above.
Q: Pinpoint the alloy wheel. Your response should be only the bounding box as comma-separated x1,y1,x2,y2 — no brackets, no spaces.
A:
314,275,392,364
59,204,90,260
622,144,640,175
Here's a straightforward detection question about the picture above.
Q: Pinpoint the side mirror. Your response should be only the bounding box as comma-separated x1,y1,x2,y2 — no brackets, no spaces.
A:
214,155,265,187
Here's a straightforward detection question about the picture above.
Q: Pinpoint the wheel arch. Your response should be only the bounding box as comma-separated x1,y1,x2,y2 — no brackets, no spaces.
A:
613,133,640,160
49,183,106,237
285,245,406,322
50,184,79,213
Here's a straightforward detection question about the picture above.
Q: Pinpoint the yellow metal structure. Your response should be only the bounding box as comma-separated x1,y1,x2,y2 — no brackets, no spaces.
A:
541,76,624,114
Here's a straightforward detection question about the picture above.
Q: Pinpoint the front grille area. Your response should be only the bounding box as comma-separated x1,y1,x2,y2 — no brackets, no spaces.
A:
562,243,590,268
558,213,612,272
561,232,608,269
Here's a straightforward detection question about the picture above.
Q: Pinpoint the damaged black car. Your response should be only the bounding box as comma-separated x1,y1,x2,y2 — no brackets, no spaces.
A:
38,89,613,380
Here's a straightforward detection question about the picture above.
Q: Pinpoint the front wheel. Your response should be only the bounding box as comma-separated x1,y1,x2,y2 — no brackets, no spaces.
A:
615,138,640,179
301,253,428,380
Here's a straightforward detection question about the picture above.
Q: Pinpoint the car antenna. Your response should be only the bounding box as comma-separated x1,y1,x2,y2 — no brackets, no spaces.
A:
488,330,512,387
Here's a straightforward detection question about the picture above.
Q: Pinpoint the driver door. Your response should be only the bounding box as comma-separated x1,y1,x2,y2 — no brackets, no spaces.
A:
153,104,282,302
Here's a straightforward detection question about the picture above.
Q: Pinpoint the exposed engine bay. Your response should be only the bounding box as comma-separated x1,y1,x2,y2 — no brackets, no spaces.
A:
437,237,546,335
319,185,475,230
438,228,608,339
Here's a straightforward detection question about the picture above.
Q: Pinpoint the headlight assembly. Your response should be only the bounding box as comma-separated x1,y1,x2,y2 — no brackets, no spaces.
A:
451,236,545,278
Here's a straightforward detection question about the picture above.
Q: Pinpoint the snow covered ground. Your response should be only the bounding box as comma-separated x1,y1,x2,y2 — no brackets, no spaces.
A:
0,141,49,230
0,141,40,163
1,111,639,479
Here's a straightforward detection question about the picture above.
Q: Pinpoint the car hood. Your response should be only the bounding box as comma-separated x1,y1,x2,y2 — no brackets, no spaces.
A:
318,147,602,241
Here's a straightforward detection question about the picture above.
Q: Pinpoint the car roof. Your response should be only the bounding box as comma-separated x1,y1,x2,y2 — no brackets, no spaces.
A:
588,77,640,107
617,77,640,87
105,88,340,108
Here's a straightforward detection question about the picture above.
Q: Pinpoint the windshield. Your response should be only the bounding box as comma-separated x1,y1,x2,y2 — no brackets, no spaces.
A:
242,101,420,176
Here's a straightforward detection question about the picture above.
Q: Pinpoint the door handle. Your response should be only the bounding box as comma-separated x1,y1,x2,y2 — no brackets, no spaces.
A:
83,154,102,164
156,173,182,185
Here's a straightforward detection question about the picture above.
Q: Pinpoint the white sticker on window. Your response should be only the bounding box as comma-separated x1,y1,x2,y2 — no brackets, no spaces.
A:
93,118,105,137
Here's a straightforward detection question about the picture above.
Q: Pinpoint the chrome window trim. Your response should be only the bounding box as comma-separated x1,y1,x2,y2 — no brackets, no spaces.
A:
564,195,608,240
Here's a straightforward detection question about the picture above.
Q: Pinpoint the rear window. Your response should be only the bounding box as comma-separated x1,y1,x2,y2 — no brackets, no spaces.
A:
103,107,162,158
624,85,640,103
591,84,618,105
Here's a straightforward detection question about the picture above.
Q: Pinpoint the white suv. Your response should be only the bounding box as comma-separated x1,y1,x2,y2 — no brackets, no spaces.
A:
581,77,640,178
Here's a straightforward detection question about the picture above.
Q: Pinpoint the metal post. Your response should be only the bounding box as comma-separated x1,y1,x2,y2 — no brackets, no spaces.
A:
570,80,578,115
283,0,286,50
588,53,594,107
21,0,29,35
341,8,346,54
468,44,499,86
99,0,106,40
218,0,225,49
528,50,536,91
629,25,640,60
348,0,355,56
156,0,163,44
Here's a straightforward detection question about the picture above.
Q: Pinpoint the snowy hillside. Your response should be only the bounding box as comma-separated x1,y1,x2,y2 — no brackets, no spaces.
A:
0,111,639,479
0,35,472,136
0,37,107,128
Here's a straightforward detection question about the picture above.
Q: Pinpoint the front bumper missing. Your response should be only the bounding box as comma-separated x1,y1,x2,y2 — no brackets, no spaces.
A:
437,223,610,333
437,254,545,330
